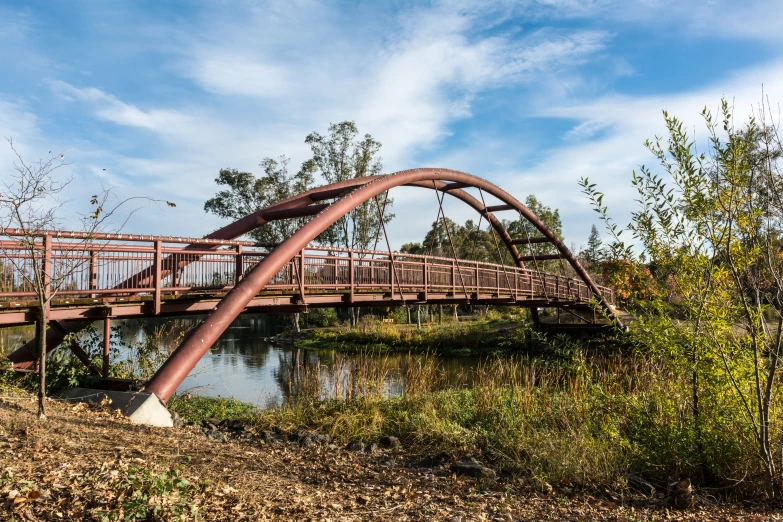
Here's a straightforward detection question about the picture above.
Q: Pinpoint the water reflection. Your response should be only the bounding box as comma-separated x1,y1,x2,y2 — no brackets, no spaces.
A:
0,325,33,355
3,314,480,408
147,315,478,406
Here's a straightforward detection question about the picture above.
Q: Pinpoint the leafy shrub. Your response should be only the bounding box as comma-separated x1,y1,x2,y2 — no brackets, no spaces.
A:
96,464,202,521
167,395,258,423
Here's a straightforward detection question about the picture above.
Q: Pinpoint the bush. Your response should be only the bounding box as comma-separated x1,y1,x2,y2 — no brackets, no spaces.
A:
304,308,339,328
167,395,259,423
243,353,759,492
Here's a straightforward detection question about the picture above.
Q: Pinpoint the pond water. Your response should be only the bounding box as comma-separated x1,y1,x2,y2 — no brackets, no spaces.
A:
129,315,479,406
2,315,479,407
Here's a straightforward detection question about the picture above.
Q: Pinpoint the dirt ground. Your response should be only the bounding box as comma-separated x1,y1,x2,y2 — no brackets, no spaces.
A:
0,395,781,521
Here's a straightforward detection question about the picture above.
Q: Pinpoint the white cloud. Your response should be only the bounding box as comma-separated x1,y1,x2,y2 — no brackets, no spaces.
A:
8,0,783,248
50,80,211,138
38,3,613,241
187,53,291,99
496,59,783,246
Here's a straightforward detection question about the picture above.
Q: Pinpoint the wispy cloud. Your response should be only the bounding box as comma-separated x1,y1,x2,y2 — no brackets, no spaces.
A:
497,59,783,246
1,0,782,245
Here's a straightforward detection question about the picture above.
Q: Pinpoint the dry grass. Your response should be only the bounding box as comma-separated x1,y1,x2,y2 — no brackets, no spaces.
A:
0,392,778,521
243,352,762,496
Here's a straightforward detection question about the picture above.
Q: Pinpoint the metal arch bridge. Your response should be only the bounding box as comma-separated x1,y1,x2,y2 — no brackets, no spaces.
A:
0,168,622,402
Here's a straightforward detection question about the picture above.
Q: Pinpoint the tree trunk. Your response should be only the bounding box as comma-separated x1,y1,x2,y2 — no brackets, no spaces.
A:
416,306,421,330
439,304,443,325
406,306,411,324
36,306,47,420
692,363,705,482
453,304,458,322
292,313,301,334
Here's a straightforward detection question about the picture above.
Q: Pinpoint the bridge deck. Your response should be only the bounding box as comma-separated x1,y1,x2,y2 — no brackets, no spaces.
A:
0,234,614,326
0,290,599,326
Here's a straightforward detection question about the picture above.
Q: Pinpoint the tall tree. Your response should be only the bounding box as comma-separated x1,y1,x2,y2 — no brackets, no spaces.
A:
581,97,783,495
305,122,393,253
582,224,605,268
204,156,317,244
306,122,391,328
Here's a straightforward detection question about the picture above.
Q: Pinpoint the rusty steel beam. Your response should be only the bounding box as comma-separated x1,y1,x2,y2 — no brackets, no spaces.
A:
439,181,471,192
261,204,329,221
510,237,551,245
518,254,565,261
0,286,603,325
201,176,375,242
484,204,515,212
49,321,102,375
0,228,260,247
144,168,621,402
306,185,361,202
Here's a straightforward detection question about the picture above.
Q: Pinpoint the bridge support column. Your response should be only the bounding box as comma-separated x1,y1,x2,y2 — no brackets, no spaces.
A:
235,244,244,284
103,316,111,379
530,308,541,330
349,251,355,303
423,258,428,300
89,250,97,298
153,240,162,315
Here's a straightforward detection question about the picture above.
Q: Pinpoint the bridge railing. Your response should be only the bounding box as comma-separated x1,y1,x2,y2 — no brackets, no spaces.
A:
0,232,615,307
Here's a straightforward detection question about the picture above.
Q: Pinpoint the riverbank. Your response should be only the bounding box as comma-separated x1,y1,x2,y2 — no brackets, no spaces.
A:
165,350,773,502
0,390,778,521
290,313,628,357
292,316,534,355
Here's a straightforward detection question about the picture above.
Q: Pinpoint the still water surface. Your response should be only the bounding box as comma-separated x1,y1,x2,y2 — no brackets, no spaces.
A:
2,315,477,407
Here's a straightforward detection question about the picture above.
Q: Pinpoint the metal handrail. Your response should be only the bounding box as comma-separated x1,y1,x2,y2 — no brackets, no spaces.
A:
0,232,615,307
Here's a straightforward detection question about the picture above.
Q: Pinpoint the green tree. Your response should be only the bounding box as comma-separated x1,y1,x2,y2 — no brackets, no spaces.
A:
204,156,316,244
305,122,393,252
306,122,391,327
582,224,606,269
582,97,783,495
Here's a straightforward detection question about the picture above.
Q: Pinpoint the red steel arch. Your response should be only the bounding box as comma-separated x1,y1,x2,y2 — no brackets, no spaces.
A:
144,168,620,401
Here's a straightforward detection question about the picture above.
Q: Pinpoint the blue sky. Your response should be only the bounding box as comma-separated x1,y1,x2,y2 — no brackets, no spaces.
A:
2,0,782,249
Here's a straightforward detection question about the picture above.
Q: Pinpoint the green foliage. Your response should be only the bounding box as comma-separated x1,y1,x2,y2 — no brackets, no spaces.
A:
204,158,317,244
38,321,187,394
167,395,259,423
582,97,783,495
96,464,201,521
298,317,531,355
44,342,97,392
302,307,339,328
